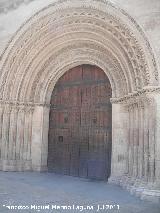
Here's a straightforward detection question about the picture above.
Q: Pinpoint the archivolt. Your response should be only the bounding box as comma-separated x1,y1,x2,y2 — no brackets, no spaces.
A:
0,0,158,104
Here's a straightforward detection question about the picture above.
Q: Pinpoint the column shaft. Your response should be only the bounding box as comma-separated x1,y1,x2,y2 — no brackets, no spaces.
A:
24,108,33,161
16,107,25,160
138,105,144,178
128,106,133,176
148,103,156,182
143,105,149,181
1,105,11,160
133,104,138,177
8,107,18,160
0,106,4,159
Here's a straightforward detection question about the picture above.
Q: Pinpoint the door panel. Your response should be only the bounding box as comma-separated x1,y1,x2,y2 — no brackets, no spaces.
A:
48,65,112,180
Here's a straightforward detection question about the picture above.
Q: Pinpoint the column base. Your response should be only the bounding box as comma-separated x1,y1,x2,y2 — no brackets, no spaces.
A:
108,176,122,185
0,159,48,173
141,189,160,203
108,175,160,204
0,159,32,171
31,165,48,172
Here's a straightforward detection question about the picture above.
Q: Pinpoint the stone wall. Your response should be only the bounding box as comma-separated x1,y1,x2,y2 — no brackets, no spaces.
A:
0,0,160,203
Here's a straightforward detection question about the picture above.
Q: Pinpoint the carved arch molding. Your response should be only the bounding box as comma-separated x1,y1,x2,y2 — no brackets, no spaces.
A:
0,0,160,190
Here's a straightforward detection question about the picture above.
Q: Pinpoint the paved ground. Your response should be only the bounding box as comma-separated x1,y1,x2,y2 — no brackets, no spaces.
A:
0,172,160,213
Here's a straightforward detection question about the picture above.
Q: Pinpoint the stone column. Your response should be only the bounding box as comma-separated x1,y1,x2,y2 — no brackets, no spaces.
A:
31,105,49,171
0,105,4,169
23,106,33,170
148,99,156,183
127,106,130,175
23,107,31,160
0,106,3,156
1,104,11,160
138,103,144,178
8,106,18,160
16,106,25,166
128,105,134,176
110,103,129,178
141,94,160,203
152,94,160,187
133,104,138,177
26,107,34,162
143,102,149,181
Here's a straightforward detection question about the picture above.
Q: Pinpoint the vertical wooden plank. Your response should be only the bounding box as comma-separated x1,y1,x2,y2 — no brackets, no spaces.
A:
48,65,112,180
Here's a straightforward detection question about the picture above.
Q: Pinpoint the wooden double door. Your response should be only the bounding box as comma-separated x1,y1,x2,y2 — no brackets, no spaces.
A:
48,65,112,180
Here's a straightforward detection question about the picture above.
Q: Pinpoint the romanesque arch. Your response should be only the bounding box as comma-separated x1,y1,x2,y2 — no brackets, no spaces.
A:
0,0,160,199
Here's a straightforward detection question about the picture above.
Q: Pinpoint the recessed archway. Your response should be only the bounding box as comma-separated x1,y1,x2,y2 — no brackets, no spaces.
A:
48,64,112,180
0,0,159,201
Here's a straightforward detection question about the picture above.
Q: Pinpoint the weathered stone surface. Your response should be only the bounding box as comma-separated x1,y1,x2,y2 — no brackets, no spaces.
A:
0,0,159,204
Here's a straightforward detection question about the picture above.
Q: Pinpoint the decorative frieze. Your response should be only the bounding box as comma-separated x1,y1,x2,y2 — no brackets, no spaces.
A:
0,100,50,108
0,1,159,103
110,86,160,105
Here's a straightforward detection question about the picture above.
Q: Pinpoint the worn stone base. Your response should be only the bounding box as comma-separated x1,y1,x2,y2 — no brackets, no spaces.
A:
108,176,160,204
141,189,160,203
0,160,49,172
0,160,32,171
31,165,48,172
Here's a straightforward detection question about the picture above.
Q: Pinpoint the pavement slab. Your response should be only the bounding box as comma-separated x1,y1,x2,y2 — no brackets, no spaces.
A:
0,172,159,213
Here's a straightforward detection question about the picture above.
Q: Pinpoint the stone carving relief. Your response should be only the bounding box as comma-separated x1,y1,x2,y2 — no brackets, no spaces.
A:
0,0,159,187
0,0,159,106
